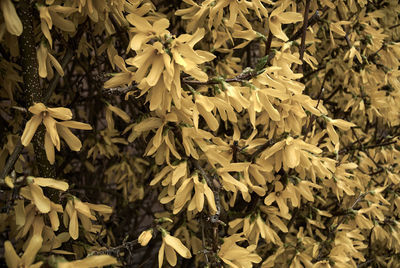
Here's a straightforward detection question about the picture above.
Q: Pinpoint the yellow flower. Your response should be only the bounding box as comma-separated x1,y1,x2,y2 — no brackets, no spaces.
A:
138,229,153,246
218,234,262,268
170,28,215,82
158,232,192,268
64,198,112,240
268,2,303,41
126,13,170,51
103,55,135,88
127,41,173,88
21,103,92,164
36,42,64,79
264,181,289,217
19,176,68,214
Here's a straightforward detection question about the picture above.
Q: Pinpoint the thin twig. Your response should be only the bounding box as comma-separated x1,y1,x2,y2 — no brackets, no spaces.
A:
298,0,312,73
289,7,329,41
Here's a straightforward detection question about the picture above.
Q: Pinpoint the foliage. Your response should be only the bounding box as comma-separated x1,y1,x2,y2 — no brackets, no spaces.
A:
1,0,400,267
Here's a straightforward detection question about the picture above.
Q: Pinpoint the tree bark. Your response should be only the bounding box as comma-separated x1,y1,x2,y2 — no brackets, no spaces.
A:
18,0,56,179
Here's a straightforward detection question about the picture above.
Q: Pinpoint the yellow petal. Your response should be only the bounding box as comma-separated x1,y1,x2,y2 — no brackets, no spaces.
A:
153,18,170,33
330,119,356,130
85,203,112,214
204,185,217,214
165,244,178,266
4,241,20,268
284,143,300,168
28,103,47,114
21,235,43,266
146,55,164,86
107,104,131,123
57,124,82,151
15,199,26,227
74,199,95,219
269,16,287,41
21,115,42,146
43,115,60,148
47,52,65,76
47,107,73,120
134,117,163,133
57,120,92,130
30,183,51,213
33,177,68,191
277,12,303,23
126,13,152,31
5,175,14,188
158,241,165,268
32,215,44,236
44,131,55,164
49,209,60,231
37,43,48,78
172,161,187,185
130,33,151,51
1,0,23,36
69,208,79,240
49,10,75,32
58,255,117,268
164,234,192,258
103,72,133,88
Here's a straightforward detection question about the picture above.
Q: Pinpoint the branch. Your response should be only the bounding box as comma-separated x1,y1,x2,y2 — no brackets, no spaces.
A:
90,239,139,256
298,0,312,73
1,4,75,181
289,7,329,41
183,51,276,86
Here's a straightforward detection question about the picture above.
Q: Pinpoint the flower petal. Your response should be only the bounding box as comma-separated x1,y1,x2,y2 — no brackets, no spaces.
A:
47,107,72,120
1,0,22,36
4,241,20,268
30,183,51,213
57,120,92,130
164,234,192,258
33,177,68,191
43,115,60,149
21,115,42,146
57,124,82,151
44,131,55,164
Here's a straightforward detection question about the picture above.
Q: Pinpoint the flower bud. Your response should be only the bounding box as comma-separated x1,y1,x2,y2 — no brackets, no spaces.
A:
138,229,153,246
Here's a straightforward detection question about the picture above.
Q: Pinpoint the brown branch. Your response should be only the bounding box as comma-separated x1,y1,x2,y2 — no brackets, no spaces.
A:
289,7,329,41
389,23,400,29
298,0,312,74
183,51,276,86
18,0,55,178
264,30,273,56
